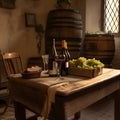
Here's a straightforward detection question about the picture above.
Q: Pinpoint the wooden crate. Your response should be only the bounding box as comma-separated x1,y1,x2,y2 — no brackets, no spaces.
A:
68,67,103,78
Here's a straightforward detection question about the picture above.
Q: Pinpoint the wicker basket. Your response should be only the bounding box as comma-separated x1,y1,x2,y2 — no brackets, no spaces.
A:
68,67,103,78
22,71,41,79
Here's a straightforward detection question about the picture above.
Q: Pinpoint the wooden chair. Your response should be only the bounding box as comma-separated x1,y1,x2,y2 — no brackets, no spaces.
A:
0,88,9,115
2,52,24,78
0,70,9,115
1,52,38,119
0,52,23,114
0,52,9,115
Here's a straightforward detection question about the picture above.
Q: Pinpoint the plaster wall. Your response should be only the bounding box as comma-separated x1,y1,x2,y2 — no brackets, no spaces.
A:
0,0,119,69
0,0,60,67
0,0,85,68
86,0,120,68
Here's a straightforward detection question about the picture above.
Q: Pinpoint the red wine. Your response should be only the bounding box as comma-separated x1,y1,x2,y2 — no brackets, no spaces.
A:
55,58,65,64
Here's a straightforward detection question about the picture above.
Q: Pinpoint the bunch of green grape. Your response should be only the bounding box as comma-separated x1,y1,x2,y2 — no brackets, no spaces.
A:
69,57,104,69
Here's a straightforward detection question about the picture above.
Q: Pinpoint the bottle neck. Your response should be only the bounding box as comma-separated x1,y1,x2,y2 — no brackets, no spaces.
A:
53,39,55,48
62,40,67,49
64,40,71,60
52,39,58,57
65,41,68,50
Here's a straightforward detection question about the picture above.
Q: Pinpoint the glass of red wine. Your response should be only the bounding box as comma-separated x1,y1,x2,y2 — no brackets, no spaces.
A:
55,54,65,80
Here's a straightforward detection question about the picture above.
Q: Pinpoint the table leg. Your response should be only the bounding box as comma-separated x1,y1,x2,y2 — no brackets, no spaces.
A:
27,116,38,120
73,111,81,120
14,101,26,120
114,90,120,120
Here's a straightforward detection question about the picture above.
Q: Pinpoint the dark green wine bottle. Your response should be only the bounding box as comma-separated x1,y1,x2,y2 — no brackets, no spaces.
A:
48,39,58,77
61,40,71,76
65,40,71,61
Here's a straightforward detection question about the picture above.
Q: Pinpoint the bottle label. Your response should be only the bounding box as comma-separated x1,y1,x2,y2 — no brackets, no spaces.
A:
48,61,58,76
65,61,69,68
53,61,58,69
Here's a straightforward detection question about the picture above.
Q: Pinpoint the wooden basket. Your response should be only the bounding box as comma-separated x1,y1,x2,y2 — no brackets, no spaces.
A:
68,67,103,78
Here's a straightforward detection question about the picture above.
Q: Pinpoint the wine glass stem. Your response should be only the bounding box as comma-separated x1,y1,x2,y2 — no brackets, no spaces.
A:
45,63,48,71
43,62,45,71
58,64,62,78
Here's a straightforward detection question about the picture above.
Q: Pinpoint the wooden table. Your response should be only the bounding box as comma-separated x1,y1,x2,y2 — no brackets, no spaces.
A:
9,68,120,120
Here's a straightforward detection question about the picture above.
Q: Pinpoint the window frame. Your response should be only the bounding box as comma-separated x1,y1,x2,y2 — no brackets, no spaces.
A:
101,0,120,37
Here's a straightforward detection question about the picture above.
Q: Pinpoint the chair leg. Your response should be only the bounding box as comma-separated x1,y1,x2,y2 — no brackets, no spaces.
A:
27,115,38,120
14,101,26,120
0,100,8,115
72,111,81,120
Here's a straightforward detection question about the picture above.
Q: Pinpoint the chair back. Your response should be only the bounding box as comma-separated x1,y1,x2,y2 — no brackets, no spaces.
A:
2,52,23,78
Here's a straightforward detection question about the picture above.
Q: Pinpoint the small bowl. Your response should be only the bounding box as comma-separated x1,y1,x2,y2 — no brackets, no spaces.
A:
22,71,41,79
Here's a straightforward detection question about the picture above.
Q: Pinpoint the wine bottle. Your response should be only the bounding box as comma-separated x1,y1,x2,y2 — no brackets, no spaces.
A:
61,40,70,76
64,40,71,75
65,40,71,60
48,39,58,77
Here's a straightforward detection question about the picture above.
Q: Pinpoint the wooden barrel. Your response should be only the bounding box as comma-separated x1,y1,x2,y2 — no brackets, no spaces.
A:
45,9,83,58
83,34,115,66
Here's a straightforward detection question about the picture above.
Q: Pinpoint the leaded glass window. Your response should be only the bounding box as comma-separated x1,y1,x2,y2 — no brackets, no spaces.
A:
103,0,120,35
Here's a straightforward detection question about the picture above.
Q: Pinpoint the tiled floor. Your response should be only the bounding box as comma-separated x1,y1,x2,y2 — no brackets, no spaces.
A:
0,97,114,120
80,98,114,120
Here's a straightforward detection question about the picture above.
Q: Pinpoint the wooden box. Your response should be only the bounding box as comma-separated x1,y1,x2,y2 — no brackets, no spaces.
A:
68,67,103,78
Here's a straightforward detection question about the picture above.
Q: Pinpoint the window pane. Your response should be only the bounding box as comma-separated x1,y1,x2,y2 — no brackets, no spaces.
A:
104,0,119,33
